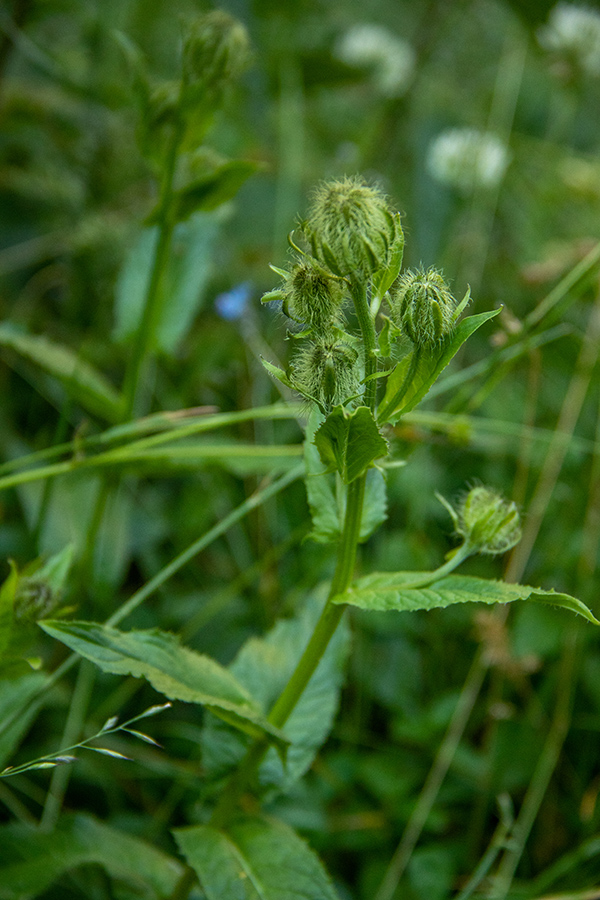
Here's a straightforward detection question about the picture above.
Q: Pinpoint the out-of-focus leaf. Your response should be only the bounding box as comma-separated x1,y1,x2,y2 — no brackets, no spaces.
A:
0,813,183,899
174,815,340,900
170,159,259,221
0,324,122,422
0,672,47,770
0,564,17,659
113,212,220,355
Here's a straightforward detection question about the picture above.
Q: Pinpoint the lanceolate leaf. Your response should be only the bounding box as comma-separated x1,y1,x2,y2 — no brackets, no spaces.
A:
378,308,501,424
0,813,183,899
314,405,388,483
39,621,288,751
333,571,599,624
174,816,340,900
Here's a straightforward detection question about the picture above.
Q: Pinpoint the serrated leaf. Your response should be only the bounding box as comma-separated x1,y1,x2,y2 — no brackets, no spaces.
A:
0,813,183,898
174,816,340,900
0,324,122,422
201,592,349,794
39,621,289,753
378,308,501,424
304,408,386,543
333,571,599,625
314,405,388,484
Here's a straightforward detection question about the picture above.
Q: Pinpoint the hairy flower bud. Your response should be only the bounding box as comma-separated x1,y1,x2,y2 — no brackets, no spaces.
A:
390,267,458,349
305,177,400,279
183,11,250,102
282,260,345,329
291,338,359,411
441,486,522,556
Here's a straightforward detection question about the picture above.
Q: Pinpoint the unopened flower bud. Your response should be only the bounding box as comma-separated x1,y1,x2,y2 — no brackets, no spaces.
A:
183,11,250,102
282,260,345,329
390,267,457,349
441,486,521,555
305,177,400,279
291,338,359,411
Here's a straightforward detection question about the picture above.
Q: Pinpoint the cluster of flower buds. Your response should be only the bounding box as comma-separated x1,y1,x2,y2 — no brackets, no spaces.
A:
263,176,403,412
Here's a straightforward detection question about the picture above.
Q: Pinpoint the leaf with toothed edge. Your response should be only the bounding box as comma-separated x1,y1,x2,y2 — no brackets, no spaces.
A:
332,571,599,624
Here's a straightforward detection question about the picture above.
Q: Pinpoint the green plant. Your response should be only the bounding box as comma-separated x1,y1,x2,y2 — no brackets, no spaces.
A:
2,4,600,899
3,170,596,900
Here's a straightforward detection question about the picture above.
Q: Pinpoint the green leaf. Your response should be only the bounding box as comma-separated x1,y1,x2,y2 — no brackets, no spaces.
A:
333,571,599,625
260,357,296,392
314,406,388,484
378,308,501,424
201,592,349,793
170,159,258,221
371,218,404,303
174,816,340,900
30,544,74,596
113,212,220,355
304,407,386,543
0,813,183,899
39,621,289,751
0,324,122,422
0,563,17,660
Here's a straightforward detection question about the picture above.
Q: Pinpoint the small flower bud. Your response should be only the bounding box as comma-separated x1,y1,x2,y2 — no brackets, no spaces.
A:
183,11,250,102
282,259,345,329
441,486,522,556
390,266,457,349
291,338,359,411
14,578,58,622
305,177,400,279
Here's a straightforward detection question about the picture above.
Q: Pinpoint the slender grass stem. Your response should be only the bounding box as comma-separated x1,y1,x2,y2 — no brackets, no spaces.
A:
374,648,488,900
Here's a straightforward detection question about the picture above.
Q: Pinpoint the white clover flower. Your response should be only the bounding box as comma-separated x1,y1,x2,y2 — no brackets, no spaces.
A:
335,24,415,97
427,128,511,192
538,3,600,76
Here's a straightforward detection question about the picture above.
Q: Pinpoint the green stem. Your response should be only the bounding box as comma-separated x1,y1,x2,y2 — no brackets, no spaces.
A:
211,281,383,828
121,111,184,421
211,472,367,829
268,475,366,729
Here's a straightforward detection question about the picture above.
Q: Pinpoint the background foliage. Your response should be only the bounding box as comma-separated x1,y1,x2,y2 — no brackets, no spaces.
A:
1,0,600,898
